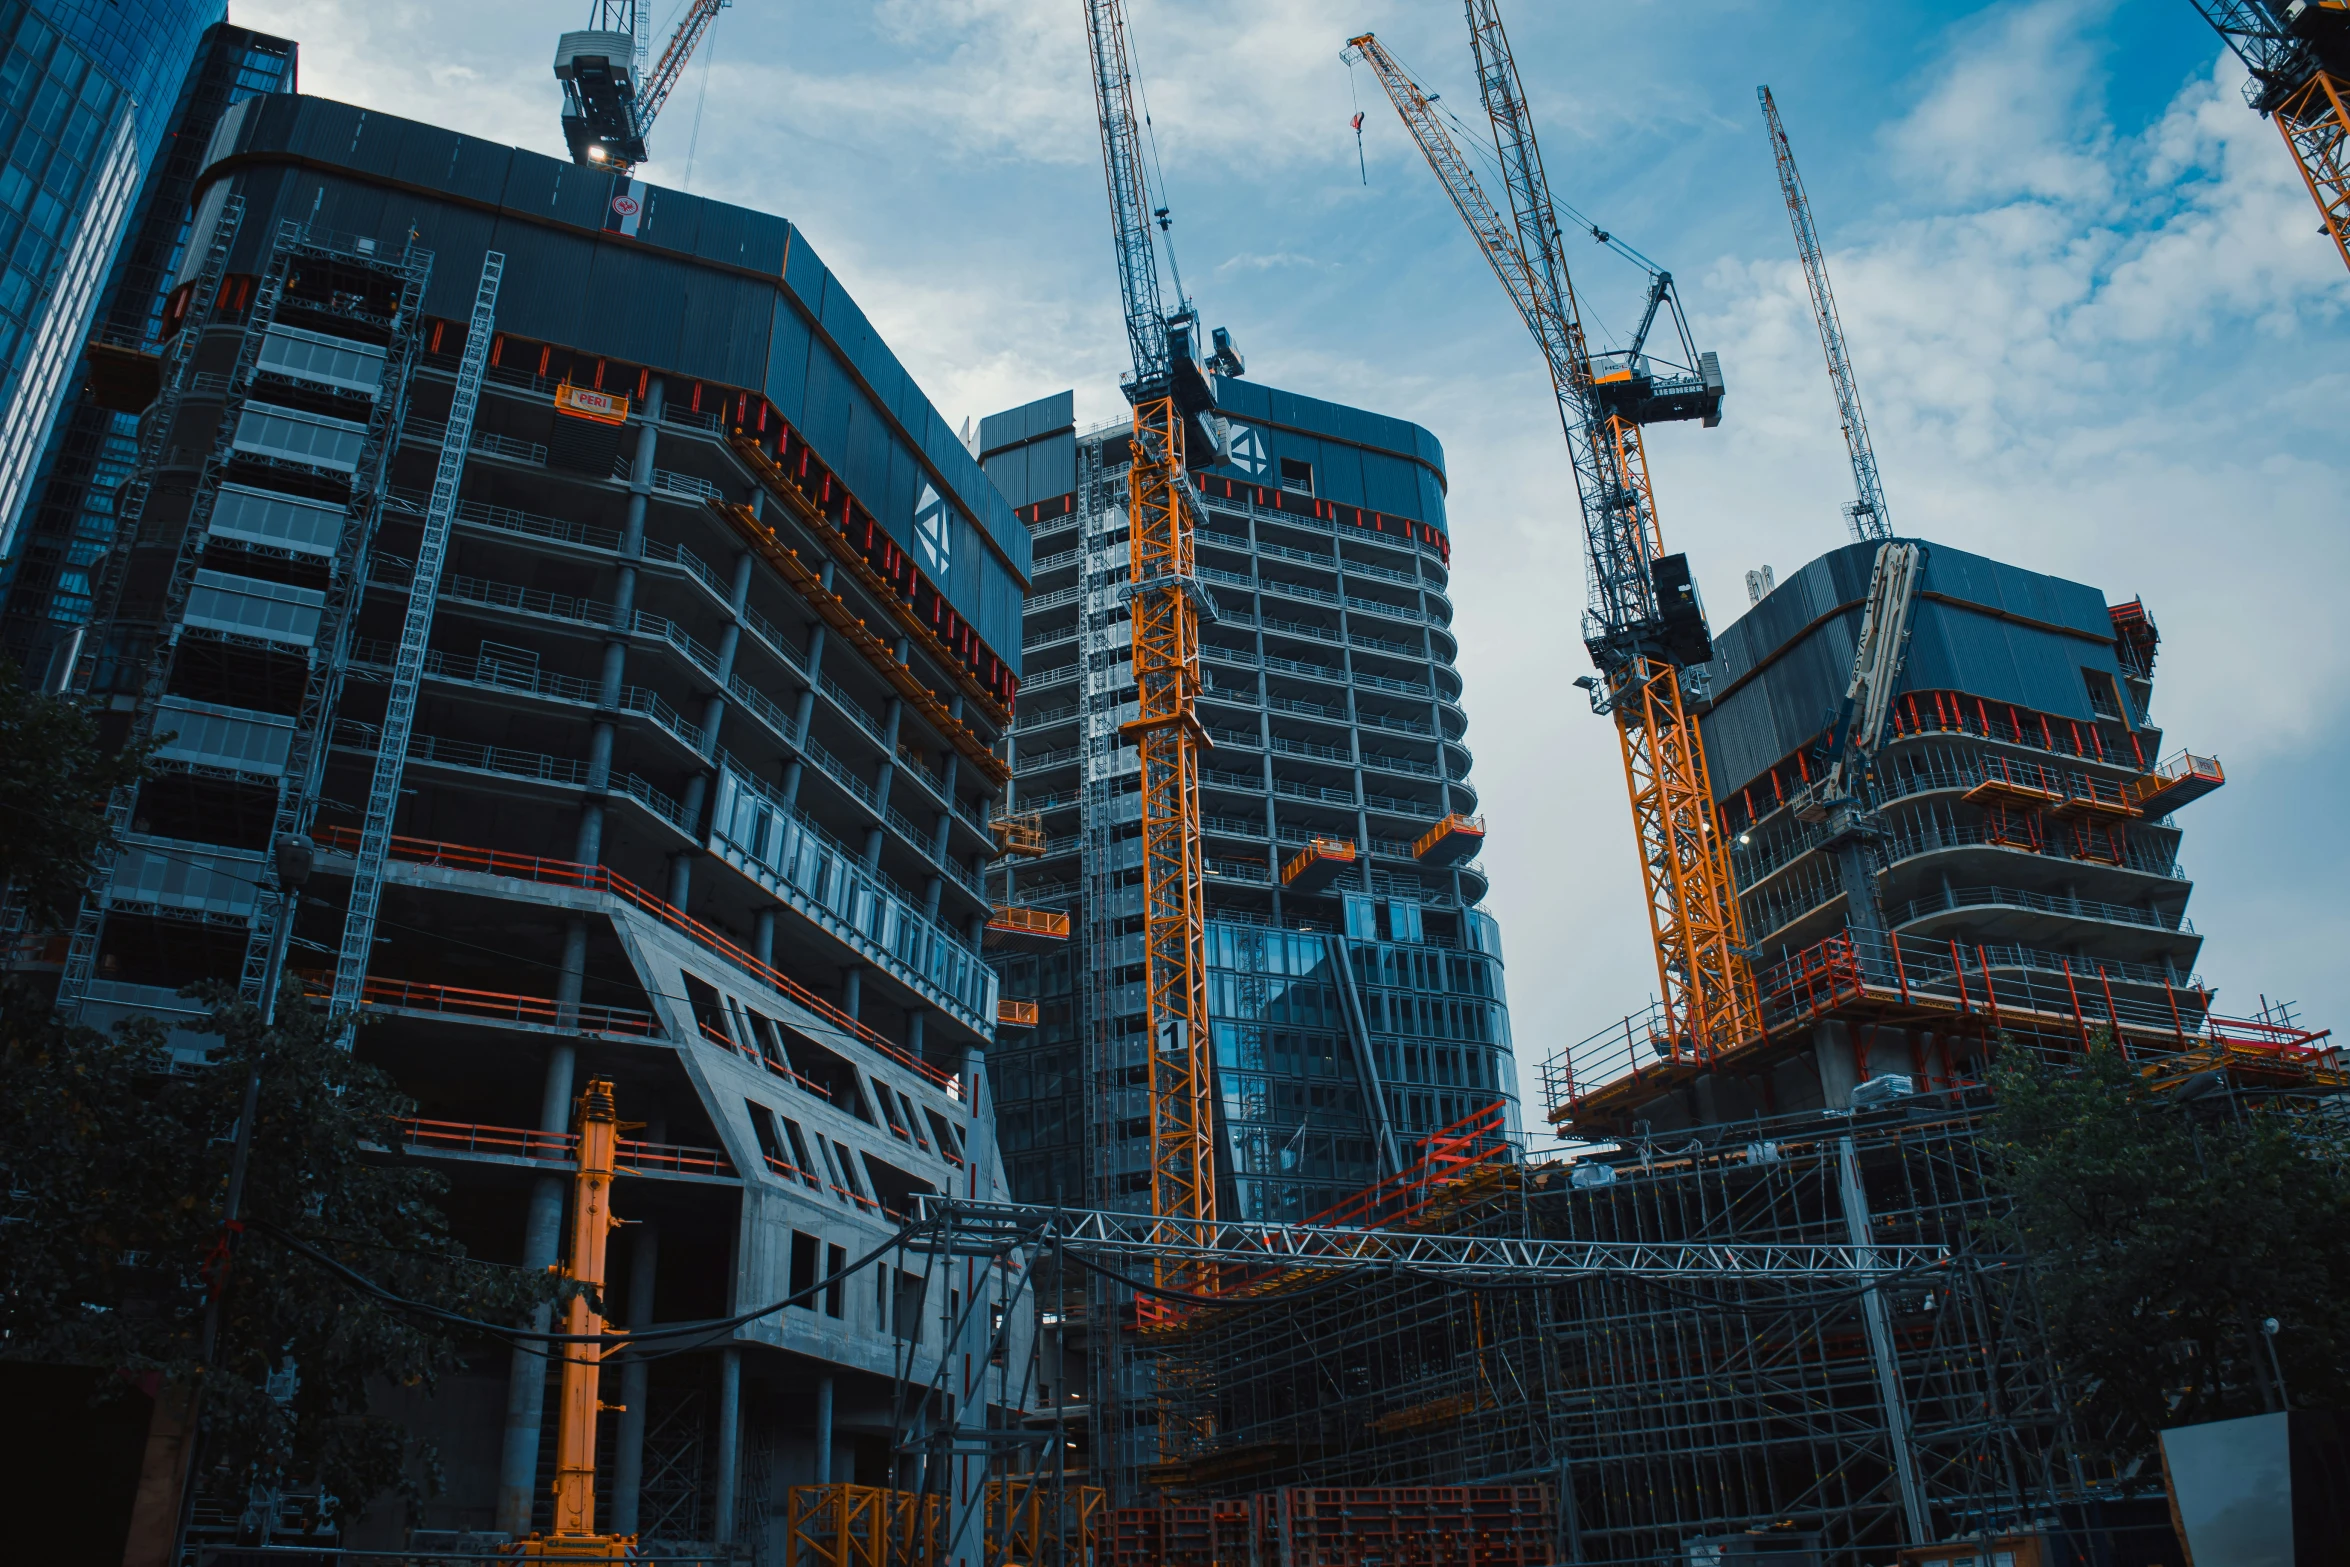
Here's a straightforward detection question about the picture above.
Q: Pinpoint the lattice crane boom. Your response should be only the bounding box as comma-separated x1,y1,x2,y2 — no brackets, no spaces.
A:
2191,1,2350,270
1350,13,1760,1068
1082,0,1222,1344
1758,87,1893,543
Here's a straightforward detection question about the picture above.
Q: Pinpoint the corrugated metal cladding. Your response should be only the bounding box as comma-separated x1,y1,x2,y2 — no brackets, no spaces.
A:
1207,376,1448,529
188,93,1031,659
1700,539,2134,801
977,390,1075,512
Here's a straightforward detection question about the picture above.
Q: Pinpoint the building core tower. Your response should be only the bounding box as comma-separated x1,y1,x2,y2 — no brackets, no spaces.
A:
980,378,1515,1226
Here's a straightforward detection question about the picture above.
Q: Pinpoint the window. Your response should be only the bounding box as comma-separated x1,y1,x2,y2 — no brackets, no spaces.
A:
2081,667,2125,722
825,1243,846,1318
925,1108,963,1162
893,1269,926,1342
833,1141,869,1208
744,1100,783,1166
742,1006,789,1069
1279,457,1314,496
777,1118,821,1190
789,1231,818,1310
680,973,732,1050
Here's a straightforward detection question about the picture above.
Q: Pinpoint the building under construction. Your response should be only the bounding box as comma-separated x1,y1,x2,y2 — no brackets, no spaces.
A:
24,89,1043,1557
1093,539,2344,1567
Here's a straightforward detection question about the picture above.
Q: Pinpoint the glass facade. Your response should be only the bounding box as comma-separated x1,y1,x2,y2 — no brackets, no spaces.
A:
979,381,1515,1223
0,16,288,673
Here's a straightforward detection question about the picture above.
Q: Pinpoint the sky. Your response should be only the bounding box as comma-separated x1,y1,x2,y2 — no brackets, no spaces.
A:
234,0,2350,1149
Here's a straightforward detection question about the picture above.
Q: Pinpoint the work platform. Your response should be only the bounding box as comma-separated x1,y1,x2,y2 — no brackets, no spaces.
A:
1280,837,1358,894
985,904,1073,952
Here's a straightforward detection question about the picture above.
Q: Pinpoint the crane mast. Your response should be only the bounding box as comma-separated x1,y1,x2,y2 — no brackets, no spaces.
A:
1351,11,1760,1065
554,0,730,175
1082,0,1223,1346
2191,0,2350,272
1759,87,1893,543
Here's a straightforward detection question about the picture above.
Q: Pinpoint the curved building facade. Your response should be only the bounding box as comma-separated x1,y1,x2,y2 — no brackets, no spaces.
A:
982,379,1514,1224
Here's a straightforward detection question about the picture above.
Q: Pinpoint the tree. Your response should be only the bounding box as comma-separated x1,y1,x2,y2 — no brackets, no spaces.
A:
1986,1037,2350,1461
0,979,555,1525
0,655,151,929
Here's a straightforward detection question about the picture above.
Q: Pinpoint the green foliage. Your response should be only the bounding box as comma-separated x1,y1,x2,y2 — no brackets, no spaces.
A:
0,980,555,1517
0,656,152,929
1986,1037,2350,1459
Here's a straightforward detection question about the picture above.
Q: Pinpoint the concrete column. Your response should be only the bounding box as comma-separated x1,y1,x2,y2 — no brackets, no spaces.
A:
907,1009,925,1059
814,1374,835,1485
494,1039,580,1536
753,907,777,967
841,967,862,1019
553,918,588,1029
923,873,944,922
1814,1020,1858,1109
713,1347,742,1547
609,1221,661,1534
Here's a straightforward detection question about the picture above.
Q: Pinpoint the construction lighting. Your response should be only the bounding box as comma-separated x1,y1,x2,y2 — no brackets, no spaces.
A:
587,145,608,161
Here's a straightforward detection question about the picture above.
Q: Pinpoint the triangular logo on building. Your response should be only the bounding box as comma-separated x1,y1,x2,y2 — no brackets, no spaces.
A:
1227,423,1270,479
914,482,952,575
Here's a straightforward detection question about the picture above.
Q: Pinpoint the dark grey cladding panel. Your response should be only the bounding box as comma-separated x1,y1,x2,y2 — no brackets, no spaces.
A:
1204,375,1449,530
978,391,1077,511
385,121,512,207
982,433,1076,512
194,93,1031,649
689,198,791,275
979,391,1075,457
1700,539,2133,800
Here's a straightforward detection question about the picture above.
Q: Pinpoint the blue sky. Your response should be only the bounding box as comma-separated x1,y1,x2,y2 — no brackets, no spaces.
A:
247,0,2350,1141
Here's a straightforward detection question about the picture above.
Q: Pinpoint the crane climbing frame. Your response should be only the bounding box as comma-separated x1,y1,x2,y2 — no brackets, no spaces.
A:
1351,11,1760,1066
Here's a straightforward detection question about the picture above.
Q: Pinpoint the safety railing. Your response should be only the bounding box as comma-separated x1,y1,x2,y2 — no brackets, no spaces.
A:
355,976,662,1037
1538,922,2326,1118
1890,883,2192,934
398,1118,735,1177
314,825,958,1084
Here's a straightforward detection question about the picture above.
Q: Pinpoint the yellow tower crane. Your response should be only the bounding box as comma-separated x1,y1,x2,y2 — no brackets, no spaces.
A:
1080,1,1248,1471
2193,1,2350,271
1349,9,1761,1067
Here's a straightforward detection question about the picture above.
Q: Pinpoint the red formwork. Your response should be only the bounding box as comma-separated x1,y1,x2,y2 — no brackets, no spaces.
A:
1115,1487,1554,1567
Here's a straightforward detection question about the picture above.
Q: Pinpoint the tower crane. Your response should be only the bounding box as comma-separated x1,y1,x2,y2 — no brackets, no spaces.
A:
554,0,731,175
1081,0,1242,1332
1758,87,1894,543
1349,7,1761,1069
2191,1,2350,272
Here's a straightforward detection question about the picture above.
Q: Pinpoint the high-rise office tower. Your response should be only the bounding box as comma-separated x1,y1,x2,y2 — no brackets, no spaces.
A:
0,19,296,680
979,379,1515,1224
0,0,229,559
43,90,1034,1552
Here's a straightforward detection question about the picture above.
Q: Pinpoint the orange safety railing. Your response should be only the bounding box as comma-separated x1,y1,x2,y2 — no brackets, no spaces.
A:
1410,813,1485,859
357,976,663,1037
1305,1100,1510,1233
986,905,1072,940
1279,837,1356,885
997,998,1039,1027
399,1118,736,1177
314,826,954,1086
2128,750,2224,808
990,812,1049,857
